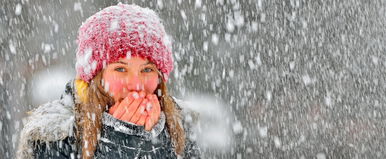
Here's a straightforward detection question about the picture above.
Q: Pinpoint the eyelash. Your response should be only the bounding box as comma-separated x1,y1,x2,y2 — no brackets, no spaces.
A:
142,67,154,73
114,67,154,73
114,67,126,72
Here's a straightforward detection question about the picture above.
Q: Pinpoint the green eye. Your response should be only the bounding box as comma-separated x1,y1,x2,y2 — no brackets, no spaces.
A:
142,67,154,73
115,67,126,72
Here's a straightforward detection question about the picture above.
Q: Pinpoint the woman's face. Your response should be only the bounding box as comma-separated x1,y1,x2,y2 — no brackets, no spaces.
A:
102,56,160,102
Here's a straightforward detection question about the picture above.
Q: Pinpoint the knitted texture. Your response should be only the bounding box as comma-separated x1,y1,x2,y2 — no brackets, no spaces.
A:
76,4,173,82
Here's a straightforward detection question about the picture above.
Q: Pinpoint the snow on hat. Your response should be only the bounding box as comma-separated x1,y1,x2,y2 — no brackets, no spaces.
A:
76,4,173,82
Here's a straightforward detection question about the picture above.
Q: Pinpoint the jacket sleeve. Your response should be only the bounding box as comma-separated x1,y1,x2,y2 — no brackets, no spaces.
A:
172,97,202,158
184,136,201,158
33,137,78,159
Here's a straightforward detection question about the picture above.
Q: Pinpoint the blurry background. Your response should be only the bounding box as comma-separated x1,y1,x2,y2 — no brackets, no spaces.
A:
1,0,386,158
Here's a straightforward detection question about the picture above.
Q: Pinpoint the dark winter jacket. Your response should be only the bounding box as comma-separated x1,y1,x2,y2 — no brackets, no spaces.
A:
17,80,201,159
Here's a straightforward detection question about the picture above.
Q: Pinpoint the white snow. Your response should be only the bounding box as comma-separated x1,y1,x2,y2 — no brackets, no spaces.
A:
255,55,262,65
53,21,59,33
176,95,233,151
157,0,164,9
248,60,257,69
225,33,231,42
257,0,263,8
132,92,139,99
302,74,314,86
229,69,234,78
371,56,378,65
146,103,152,111
239,55,244,63
195,0,202,8
126,51,132,59
260,13,266,22
324,95,332,106
266,91,272,101
6,111,11,120
73,2,83,16
298,134,306,143
109,20,120,32
234,11,245,27
258,125,268,137
289,61,295,70
15,121,20,130
43,43,52,53
76,47,93,74
29,65,74,106
274,136,281,148
236,153,242,159
104,81,110,93
226,19,235,32
251,21,258,32
203,41,208,52
180,10,187,21
246,147,253,153
9,42,16,54
15,3,22,15
316,153,326,159
211,34,219,45
232,121,243,134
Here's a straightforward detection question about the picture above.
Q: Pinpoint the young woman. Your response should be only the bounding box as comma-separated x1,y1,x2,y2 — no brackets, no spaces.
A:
17,4,200,159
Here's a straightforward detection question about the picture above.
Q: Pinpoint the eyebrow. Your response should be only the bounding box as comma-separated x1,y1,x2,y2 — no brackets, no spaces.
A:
142,61,153,66
114,61,153,66
116,61,128,65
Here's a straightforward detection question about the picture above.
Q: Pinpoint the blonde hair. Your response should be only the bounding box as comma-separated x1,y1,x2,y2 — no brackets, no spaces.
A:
74,71,185,159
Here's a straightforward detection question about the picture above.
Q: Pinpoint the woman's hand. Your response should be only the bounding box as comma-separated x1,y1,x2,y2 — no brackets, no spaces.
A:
108,91,146,123
144,94,161,131
108,92,161,131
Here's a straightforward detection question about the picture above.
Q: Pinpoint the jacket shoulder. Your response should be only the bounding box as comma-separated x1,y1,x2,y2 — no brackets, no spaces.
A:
17,81,76,159
172,97,202,158
172,97,200,125
32,136,78,159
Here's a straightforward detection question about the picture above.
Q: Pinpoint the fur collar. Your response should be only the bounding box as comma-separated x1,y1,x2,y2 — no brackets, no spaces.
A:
17,94,75,159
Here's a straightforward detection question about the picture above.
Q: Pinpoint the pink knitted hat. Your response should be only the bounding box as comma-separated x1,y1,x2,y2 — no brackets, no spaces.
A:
75,4,173,82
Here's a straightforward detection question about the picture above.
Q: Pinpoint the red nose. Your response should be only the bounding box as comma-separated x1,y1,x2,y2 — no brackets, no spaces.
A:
124,73,144,92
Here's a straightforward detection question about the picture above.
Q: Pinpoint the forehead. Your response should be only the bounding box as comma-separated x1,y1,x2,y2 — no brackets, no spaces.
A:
116,56,149,65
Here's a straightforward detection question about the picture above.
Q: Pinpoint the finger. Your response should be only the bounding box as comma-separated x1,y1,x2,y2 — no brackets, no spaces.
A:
145,101,153,112
113,98,130,119
112,92,137,118
136,113,147,126
108,102,120,114
120,94,145,121
145,116,153,131
129,99,148,123
143,94,161,131
145,94,153,100
145,95,156,112
151,95,161,121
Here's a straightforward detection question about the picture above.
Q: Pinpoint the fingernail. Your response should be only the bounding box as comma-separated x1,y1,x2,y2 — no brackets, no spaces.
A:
140,106,145,114
132,92,139,99
140,92,146,98
146,103,152,111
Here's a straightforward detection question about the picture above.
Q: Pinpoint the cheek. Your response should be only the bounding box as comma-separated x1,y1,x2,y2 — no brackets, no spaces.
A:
104,75,126,96
109,81,126,94
144,76,159,94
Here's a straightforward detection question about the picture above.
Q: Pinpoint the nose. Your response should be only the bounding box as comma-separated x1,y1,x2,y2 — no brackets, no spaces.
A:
125,72,144,91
